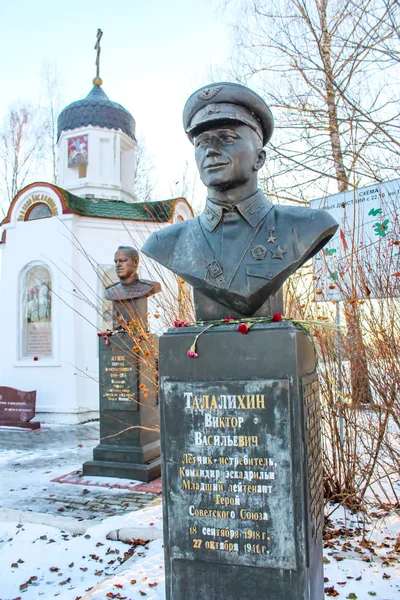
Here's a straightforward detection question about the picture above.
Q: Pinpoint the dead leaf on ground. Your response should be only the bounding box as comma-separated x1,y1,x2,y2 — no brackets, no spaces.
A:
19,576,37,591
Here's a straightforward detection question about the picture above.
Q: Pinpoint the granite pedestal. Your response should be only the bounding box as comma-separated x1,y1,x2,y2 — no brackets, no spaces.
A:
159,321,323,599
83,332,161,482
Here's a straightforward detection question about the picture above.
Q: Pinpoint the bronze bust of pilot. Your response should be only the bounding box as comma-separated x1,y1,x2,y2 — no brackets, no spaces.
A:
105,246,161,301
142,82,338,319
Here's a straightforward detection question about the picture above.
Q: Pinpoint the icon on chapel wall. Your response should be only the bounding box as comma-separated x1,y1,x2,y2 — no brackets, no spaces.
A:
68,135,88,165
22,266,53,358
25,269,52,324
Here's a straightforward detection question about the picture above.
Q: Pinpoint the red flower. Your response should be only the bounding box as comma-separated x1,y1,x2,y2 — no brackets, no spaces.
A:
174,320,188,327
97,332,102,337
187,350,199,358
223,316,234,322
272,313,283,322
33,356,39,361
238,323,249,335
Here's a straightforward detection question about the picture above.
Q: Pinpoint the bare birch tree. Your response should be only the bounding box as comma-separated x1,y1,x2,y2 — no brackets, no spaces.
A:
0,103,46,214
221,0,400,406
224,0,400,203
40,60,64,184
133,135,156,202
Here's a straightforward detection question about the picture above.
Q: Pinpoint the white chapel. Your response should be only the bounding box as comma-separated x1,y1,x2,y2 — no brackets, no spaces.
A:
0,74,192,424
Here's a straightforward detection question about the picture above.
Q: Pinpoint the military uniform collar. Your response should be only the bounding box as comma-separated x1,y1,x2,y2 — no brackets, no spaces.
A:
200,189,273,232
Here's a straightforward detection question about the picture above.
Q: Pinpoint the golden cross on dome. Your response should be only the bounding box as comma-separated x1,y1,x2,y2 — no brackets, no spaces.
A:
94,29,103,82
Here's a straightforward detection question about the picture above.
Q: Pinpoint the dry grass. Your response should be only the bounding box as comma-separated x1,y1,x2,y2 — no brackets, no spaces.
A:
285,210,400,511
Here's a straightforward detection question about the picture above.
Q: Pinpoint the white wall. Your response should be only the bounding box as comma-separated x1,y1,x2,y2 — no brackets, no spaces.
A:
0,191,190,423
0,188,81,422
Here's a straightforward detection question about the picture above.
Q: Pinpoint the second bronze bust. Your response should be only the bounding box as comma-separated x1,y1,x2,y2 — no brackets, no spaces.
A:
105,246,161,301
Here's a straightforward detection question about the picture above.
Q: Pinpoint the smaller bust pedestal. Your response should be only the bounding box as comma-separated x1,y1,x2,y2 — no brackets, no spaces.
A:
83,295,161,482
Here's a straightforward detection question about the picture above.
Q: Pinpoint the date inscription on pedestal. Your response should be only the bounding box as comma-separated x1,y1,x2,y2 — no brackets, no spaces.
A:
163,379,297,570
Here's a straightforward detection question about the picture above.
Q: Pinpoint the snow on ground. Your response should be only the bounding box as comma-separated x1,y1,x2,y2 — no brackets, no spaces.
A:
1,501,399,600
0,424,154,520
322,506,400,598
1,423,399,599
0,504,165,600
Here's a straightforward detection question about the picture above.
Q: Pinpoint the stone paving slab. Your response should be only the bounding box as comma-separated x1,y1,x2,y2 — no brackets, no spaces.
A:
0,421,163,523
34,492,161,521
51,469,162,494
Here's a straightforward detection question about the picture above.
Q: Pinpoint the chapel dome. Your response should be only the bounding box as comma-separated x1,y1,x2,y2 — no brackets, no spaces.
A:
57,84,136,141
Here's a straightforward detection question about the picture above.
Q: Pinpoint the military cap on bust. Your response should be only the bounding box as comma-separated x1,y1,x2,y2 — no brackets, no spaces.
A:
183,82,274,147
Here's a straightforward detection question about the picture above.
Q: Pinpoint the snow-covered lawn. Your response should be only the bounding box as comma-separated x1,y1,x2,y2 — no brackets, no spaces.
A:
0,504,165,600
322,506,400,599
1,502,399,600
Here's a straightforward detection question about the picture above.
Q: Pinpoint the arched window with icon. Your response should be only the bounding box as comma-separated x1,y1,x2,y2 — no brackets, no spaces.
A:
21,264,53,358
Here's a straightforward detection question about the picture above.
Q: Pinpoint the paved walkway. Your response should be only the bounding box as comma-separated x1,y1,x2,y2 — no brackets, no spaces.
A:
0,422,161,522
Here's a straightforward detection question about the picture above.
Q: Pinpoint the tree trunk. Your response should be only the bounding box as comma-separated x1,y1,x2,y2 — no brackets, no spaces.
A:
345,303,373,405
317,0,373,405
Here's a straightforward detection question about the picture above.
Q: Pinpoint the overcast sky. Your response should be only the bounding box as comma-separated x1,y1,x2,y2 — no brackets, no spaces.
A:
0,0,234,206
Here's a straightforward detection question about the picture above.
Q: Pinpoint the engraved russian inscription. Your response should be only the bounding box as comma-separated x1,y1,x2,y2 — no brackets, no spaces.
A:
163,379,297,570
99,339,139,410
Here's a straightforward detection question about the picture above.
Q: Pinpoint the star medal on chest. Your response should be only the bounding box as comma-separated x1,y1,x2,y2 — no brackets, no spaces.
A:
271,245,287,260
266,226,277,244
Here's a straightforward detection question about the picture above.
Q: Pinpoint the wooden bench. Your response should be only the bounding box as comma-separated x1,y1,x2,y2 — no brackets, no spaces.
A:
0,386,40,430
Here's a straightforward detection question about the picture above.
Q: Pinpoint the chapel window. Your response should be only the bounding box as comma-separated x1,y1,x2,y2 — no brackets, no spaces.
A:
25,203,52,221
21,265,53,358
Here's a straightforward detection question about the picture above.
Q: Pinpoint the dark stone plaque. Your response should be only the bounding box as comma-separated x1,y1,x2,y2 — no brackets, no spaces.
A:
99,338,139,410
163,379,296,570
0,387,40,430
